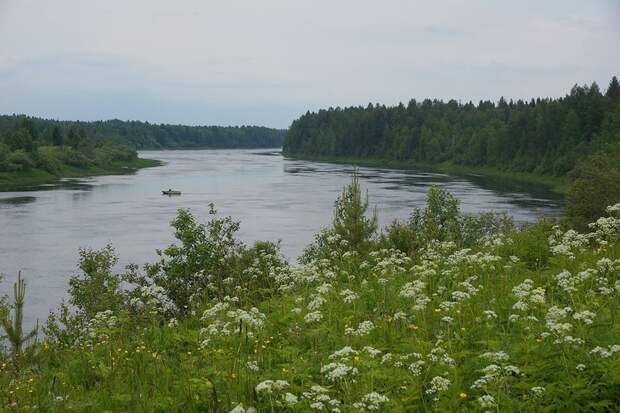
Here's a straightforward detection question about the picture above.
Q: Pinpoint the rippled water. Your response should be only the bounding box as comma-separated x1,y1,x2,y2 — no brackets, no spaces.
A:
0,149,562,324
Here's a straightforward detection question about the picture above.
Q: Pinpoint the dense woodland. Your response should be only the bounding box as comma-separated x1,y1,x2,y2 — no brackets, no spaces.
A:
0,116,285,150
283,77,620,177
0,118,140,176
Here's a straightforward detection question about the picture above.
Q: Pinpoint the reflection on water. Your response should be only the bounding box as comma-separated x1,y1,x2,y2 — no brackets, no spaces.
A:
0,196,37,206
0,149,563,325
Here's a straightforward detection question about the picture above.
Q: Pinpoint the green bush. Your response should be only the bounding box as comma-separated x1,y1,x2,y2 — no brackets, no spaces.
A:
565,148,620,230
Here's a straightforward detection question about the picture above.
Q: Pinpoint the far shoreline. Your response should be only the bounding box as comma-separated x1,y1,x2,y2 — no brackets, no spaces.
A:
0,157,162,192
282,153,569,196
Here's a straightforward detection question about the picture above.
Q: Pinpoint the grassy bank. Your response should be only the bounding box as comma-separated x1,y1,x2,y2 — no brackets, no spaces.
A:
0,157,162,191
283,154,570,195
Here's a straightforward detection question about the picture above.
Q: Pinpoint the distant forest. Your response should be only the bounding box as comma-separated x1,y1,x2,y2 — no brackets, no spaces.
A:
283,76,620,176
0,116,285,150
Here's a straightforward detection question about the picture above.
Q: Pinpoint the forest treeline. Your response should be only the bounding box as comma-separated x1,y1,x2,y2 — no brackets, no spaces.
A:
283,76,620,177
0,116,285,150
0,117,142,178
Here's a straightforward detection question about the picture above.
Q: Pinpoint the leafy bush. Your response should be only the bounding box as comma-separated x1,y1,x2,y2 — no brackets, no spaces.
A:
382,185,512,253
565,148,620,230
5,150,34,171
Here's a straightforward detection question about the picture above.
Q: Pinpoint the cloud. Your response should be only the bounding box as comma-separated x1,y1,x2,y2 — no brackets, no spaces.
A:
0,0,618,128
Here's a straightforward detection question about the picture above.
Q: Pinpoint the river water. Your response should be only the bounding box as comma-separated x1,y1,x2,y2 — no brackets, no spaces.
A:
0,149,562,324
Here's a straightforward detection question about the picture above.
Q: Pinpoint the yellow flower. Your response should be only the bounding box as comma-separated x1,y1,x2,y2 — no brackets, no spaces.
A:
459,392,467,399
434,308,441,313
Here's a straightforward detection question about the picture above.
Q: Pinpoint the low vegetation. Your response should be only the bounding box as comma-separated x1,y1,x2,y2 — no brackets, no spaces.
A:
1,174,619,412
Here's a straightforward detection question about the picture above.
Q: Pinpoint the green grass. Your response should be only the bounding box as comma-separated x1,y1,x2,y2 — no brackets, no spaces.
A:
0,157,162,191
283,154,570,195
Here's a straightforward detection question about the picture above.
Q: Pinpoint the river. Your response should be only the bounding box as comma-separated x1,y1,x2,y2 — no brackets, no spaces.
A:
0,149,562,324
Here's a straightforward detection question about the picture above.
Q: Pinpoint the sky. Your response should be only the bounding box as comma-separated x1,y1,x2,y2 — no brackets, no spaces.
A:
0,0,619,128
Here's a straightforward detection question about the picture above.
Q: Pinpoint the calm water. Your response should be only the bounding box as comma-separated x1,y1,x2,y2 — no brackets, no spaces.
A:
0,149,562,324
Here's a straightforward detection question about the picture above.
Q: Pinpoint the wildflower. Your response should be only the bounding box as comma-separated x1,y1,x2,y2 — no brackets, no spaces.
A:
345,320,375,336
425,376,451,397
573,310,596,325
352,392,389,411
321,362,359,382
530,386,545,396
246,360,259,372
282,392,298,405
363,346,382,358
304,311,323,324
329,346,359,360
255,380,289,394
483,310,497,320
408,360,425,376
340,289,359,303
477,395,496,409
480,351,509,362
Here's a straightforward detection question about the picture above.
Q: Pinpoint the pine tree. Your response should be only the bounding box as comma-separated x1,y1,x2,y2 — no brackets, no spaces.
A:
606,76,620,101
1,272,38,369
332,169,377,252
52,125,63,146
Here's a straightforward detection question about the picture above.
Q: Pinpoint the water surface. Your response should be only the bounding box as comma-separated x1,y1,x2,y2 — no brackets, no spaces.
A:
0,149,562,323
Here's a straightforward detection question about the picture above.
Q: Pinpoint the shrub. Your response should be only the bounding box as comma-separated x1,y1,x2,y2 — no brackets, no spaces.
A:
565,149,620,230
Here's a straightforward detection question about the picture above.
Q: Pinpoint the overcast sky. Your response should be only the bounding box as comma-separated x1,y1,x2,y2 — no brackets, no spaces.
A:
0,0,618,128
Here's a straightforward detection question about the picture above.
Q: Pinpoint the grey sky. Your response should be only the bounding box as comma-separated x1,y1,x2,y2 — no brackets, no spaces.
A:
1,0,618,128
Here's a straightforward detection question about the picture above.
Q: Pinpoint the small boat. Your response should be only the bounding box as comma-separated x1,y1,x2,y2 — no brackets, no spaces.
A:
162,189,181,196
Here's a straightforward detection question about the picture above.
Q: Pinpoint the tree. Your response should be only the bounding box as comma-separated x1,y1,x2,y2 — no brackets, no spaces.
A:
52,125,63,146
332,169,378,252
606,76,620,101
5,128,35,152
66,128,80,149
1,272,38,370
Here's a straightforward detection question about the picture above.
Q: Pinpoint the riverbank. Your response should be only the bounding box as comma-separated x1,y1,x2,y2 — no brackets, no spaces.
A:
0,157,162,190
283,154,569,195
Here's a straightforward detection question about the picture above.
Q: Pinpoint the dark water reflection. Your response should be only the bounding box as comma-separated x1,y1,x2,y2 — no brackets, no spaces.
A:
0,149,562,324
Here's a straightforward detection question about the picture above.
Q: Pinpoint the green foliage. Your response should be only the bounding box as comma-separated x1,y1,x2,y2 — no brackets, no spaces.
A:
332,170,378,252
143,205,288,314
565,148,620,230
606,75,620,101
382,186,512,253
68,245,124,319
0,272,38,369
283,77,620,177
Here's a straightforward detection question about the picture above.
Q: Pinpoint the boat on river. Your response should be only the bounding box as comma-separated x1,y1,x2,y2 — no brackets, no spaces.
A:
162,189,181,195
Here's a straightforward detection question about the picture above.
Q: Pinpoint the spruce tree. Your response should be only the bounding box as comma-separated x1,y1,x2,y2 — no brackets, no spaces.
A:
332,169,377,252
606,76,620,101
